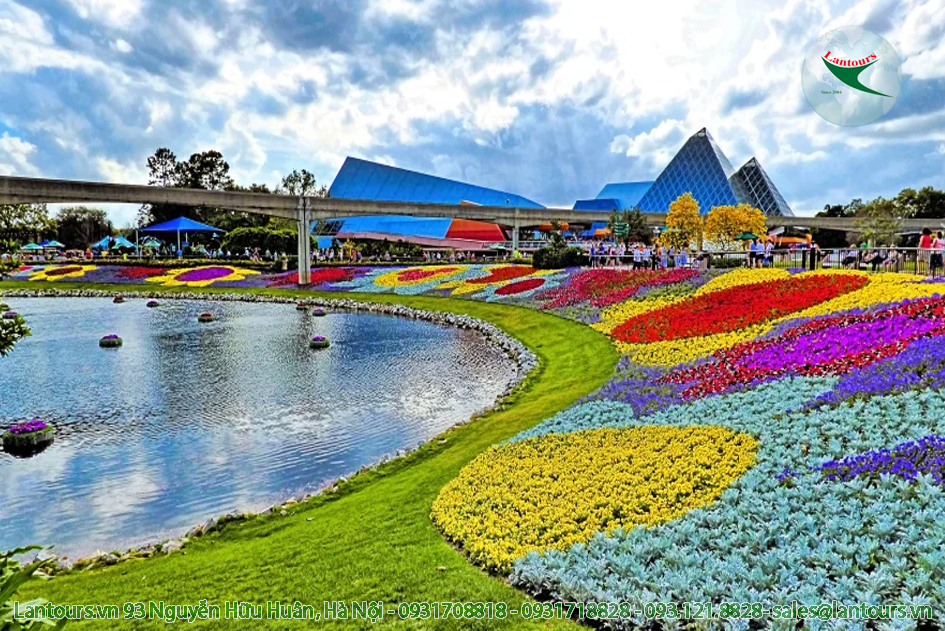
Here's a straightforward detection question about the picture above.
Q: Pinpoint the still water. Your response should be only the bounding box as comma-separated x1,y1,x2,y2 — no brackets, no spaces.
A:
0,298,517,556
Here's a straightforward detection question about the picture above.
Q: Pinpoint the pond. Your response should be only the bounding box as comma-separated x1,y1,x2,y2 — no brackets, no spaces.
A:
0,298,518,556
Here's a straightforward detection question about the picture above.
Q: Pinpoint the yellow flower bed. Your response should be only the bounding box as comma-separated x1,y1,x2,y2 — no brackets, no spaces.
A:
616,324,774,365
28,265,97,281
693,267,788,296
431,426,758,572
373,266,468,287
145,266,260,288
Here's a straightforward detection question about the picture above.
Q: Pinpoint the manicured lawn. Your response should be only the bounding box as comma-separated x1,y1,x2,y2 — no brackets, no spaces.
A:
7,281,620,629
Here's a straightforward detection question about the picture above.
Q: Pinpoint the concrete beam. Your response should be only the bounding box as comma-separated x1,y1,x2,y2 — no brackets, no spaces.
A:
2,174,944,234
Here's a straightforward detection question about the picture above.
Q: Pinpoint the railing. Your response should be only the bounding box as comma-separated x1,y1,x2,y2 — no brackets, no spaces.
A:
588,247,945,276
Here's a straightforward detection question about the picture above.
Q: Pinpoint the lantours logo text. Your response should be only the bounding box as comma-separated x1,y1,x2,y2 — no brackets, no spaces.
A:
821,52,891,97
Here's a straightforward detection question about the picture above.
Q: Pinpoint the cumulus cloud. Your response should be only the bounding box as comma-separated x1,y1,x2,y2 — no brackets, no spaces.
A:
0,132,39,175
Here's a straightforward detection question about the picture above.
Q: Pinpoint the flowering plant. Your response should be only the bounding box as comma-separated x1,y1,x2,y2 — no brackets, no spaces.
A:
7,419,46,435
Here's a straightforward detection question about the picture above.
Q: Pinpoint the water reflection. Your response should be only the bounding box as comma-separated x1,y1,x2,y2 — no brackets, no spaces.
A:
0,298,516,556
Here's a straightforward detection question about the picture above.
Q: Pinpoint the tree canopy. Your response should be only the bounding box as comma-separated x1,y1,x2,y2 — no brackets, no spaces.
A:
658,192,703,250
704,204,766,249
0,204,57,245
56,206,114,249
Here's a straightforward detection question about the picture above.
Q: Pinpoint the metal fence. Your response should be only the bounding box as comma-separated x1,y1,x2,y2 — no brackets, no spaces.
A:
589,247,945,276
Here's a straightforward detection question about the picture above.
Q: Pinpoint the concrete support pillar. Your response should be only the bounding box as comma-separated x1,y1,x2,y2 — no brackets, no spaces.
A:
511,210,520,254
297,197,312,285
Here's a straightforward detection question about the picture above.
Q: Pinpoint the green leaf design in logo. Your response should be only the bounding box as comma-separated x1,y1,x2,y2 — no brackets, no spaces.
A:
822,56,891,97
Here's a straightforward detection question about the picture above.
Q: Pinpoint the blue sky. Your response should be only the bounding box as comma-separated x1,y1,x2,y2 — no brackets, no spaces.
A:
0,0,943,225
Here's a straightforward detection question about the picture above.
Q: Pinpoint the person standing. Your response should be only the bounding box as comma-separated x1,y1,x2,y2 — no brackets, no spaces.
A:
764,239,774,268
919,228,933,274
932,232,944,277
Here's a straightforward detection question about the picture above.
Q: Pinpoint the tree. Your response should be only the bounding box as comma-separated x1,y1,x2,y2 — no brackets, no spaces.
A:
608,208,650,245
56,206,113,249
177,150,233,191
895,186,945,219
658,192,703,250
704,204,766,249
147,148,180,187
0,204,57,244
278,169,327,197
855,197,902,246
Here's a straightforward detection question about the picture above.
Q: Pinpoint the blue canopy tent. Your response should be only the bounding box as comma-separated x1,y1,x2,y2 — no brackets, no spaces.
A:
140,217,225,254
39,240,65,249
91,235,135,250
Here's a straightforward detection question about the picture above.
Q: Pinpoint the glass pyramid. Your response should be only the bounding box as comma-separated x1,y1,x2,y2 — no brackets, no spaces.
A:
637,128,741,214
729,158,794,217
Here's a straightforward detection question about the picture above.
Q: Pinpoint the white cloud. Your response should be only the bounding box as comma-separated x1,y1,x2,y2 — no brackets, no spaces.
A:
64,0,143,28
95,156,148,184
112,38,133,53
0,132,39,175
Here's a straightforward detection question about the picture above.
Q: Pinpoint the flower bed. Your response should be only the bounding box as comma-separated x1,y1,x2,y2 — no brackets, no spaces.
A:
432,425,757,572
611,273,867,344
537,268,700,309
309,335,330,349
99,334,123,348
146,266,260,287
2,419,55,454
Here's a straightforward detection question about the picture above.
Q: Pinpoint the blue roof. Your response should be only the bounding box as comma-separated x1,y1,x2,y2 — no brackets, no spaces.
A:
91,235,136,249
332,215,452,239
573,198,620,211
581,221,609,238
141,216,225,233
330,157,544,208
595,182,654,210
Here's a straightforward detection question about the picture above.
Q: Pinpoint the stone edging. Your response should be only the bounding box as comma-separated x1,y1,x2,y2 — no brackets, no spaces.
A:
3,288,538,574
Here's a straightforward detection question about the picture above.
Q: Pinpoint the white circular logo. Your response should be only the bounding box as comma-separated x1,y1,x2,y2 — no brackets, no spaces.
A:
802,26,902,127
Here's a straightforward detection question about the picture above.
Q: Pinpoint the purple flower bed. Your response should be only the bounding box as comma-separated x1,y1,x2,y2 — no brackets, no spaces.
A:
806,336,945,408
175,267,233,282
7,419,47,435
581,359,687,415
819,435,945,485
739,312,943,372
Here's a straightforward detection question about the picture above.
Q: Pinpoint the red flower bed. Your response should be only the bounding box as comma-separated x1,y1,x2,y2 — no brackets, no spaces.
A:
267,267,357,288
43,266,84,277
495,278,545,295
538,268,699,309
117,267,168,280
612,273,867,344
467,266,536,285
398,267,458,282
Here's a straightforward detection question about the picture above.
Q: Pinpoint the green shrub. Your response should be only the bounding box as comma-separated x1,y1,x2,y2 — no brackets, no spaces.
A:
533,246,587,269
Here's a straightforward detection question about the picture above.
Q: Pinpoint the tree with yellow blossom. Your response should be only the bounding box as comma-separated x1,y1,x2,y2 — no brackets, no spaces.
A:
658,192,703,250
704,204,767,249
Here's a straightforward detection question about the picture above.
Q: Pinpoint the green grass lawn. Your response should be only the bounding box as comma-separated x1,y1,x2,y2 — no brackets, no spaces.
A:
6,281,620,629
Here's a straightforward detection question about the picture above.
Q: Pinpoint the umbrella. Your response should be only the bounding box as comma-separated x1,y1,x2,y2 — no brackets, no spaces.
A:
21,243,43,250
734,232,759,241
141,237,162,248
40,240,65,248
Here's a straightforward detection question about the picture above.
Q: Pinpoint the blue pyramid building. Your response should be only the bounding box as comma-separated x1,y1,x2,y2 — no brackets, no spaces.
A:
729,157,794,217
637,128,741,213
